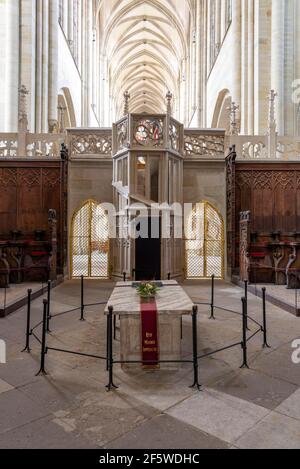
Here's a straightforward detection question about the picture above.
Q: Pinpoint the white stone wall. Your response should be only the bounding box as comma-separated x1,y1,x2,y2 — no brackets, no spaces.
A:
67,160,114,276
204,0,299,137
57,27,82,127
0,0,19,132
206,27,234,128
0,0,97,133
183,161,228,277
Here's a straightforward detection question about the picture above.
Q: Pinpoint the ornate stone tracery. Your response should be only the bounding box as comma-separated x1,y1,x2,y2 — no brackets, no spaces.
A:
71,133,112,156
184,133,225,158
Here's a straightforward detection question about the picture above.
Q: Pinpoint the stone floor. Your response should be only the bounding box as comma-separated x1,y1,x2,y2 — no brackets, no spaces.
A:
0,282,43,309
251,283,300,315
0,279,299,449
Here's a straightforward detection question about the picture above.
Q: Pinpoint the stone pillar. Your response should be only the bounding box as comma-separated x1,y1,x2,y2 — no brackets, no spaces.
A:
284,0,296,136
87,0,94,126
247,0,254,134
0,0,20,131
241,0,248,134
68,0,73,44
48,0,59,132
297,1,300,136
42,1,49,131
231,0,242,107
19,0,37,132
195,0,202,127
35,1,43,132
271,0,285,135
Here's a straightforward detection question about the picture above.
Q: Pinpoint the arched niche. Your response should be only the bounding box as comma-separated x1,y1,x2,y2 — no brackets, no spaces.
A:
211,89,232,133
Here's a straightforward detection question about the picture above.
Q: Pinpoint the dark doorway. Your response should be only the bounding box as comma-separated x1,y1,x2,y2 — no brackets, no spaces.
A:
135,217,161,281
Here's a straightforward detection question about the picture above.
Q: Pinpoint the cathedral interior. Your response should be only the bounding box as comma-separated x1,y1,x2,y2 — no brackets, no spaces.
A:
0,0,300,451
1,0,300,306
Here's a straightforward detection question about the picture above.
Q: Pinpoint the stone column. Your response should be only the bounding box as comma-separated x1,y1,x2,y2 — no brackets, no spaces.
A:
42,1,49,131
215,0,221,50
271,0,285,135
297,0,300,135
35,1,43,132
247,0,254,134
48,0,59,132
195,0,202,127
0,0,20,131
284,0,296,136
68,0,73,44
231,0,242,107
241,0,248,134
19,0,37,132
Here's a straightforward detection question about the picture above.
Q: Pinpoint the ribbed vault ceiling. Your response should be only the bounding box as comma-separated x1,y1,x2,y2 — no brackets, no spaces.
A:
96,0,193,118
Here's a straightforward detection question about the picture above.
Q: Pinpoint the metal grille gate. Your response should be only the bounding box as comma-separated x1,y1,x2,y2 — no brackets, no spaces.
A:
71,200,109,278
185,201,224,279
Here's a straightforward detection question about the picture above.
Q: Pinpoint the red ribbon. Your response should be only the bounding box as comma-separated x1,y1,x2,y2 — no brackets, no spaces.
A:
140,299,159,368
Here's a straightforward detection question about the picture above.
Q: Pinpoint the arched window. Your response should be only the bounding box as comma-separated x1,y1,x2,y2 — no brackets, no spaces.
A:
70,200,109,279
185,201,224,279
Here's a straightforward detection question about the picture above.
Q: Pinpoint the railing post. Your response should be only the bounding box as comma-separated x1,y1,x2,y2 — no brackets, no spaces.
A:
244,280,249,330
190,305,201,390
210,274,215,319
3,285,7,315
46,280,51,333
241,297,249,369
106,306,118,391
181,316,183,340
262,288,271,349
106,311,109,371
80,275,85,321
36,300,48,376
22,289,32,353
114,315,117,341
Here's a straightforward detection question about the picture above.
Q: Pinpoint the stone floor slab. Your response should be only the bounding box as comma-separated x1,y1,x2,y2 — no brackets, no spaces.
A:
0,378,14,395
235,411,300,449
209,368,298,410
167,387,270,444
51,389,160,448
107,414,230,449
252,346,300,386
0,415,96,449
0,389,49,435
275,389,300,421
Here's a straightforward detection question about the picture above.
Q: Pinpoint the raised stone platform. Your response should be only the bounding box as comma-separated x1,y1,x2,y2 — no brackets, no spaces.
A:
233,276,300,317
0,277,63,318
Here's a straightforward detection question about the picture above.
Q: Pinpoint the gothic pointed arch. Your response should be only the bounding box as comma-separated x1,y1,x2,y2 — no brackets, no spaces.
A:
185,201,225,280
70,200,109,279
211,89,232,132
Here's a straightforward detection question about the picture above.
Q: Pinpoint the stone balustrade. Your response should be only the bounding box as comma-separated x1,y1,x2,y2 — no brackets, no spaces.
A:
67,128,112,159
230,134,300,160
0,128,299,161
0,131,65,158
184,129,226,159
